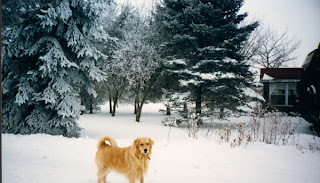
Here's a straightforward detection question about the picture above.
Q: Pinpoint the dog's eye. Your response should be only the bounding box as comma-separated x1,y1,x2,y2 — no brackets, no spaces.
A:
147,143,149,145
140,143,143,146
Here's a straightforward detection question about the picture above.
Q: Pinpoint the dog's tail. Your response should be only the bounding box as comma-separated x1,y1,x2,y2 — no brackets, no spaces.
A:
97,136,118,150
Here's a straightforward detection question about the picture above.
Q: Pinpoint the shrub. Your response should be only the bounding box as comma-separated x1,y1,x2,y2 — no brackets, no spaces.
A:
215,122,232,144
256,112,300,145
161,116,182,127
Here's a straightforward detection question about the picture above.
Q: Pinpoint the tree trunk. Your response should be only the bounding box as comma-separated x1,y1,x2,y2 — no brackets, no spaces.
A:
89,98,93,114
111,91,118,117
219,107,224,119
136,100,145,122
136,106,142,122
135,85,152,122
134,97,138,114
109,94,112,114
166,106,171,115
136,99,144,122
80,97,84,115
183,102,188,118
195,85,202,115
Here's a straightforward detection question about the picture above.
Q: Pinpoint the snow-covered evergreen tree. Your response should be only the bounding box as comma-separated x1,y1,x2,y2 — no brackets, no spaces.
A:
2,0,115,137
297,44,320,131
154,0,259,117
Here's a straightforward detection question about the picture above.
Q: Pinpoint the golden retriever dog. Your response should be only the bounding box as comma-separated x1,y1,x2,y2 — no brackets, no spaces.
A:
95,136,154,183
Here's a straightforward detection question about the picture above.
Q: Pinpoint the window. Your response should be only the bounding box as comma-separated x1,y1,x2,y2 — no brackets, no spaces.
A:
288,84,298,105
269,83,297,106
270,84,286,105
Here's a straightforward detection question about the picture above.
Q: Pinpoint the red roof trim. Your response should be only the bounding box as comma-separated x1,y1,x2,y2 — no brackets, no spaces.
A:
260,68,304,80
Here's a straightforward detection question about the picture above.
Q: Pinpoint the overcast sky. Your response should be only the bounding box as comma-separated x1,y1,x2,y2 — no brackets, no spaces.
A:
241,0,320,67
116,0,320,67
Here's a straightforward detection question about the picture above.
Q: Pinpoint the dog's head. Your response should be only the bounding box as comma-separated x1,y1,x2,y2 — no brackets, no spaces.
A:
134,137,154,155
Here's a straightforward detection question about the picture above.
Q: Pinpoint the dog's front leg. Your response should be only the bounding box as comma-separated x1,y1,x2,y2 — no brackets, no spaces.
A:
140,172,144,183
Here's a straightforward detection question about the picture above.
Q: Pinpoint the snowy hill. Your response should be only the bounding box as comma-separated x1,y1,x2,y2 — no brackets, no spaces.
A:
2,103,320,183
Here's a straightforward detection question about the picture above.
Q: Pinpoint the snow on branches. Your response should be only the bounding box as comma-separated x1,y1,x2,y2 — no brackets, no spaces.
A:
2,0,116,137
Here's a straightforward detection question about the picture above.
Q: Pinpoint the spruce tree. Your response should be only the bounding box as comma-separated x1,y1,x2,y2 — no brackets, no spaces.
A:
297,44,320,131
154,0,259,116
2,0,115,137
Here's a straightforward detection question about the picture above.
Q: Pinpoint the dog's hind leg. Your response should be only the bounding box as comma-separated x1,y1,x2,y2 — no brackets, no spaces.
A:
97,168,108,183
102,170,110,183
102,175,107,183
97,171,102,183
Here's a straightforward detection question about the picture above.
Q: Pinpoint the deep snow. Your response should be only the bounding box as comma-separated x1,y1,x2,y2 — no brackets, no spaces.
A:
2,103,320,183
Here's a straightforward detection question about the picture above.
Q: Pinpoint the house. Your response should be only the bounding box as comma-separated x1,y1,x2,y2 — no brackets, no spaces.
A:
259,43,319,130
260,68,304,109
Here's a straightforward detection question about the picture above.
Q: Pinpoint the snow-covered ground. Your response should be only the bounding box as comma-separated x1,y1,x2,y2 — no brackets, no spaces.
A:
2,103,320,183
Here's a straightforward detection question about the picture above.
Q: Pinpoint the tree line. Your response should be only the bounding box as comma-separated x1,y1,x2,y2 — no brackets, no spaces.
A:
1,0,300,137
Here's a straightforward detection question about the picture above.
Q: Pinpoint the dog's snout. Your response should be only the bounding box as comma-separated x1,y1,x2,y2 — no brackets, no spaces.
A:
144,149,148,153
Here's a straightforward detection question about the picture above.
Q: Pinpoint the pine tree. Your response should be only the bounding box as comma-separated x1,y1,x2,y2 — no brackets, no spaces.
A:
2,0,55,30
2,0,115,137
154,0,259,117
297,44,320,131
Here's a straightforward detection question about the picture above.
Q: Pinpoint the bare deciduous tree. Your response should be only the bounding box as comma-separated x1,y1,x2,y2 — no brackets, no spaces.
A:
242,24,302,68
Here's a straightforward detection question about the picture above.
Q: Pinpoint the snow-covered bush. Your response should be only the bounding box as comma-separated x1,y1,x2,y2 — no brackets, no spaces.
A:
212,110,301,147
163,111,202,139
256,112,300,145
215,122,232,144
308,130,320,152
185,113,202,139
231,123,252,147
309,135,320,152
228,110,301,146
161,117,183,127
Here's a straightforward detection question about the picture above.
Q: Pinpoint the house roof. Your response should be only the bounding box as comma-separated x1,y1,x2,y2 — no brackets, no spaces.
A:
260,68,304,81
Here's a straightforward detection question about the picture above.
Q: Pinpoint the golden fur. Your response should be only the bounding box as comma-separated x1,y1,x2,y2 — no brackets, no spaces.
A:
95,136,154,183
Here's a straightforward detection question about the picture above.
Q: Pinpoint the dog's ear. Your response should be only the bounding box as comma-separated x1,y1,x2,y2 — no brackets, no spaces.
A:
134,138,140,148
149,138,154,147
